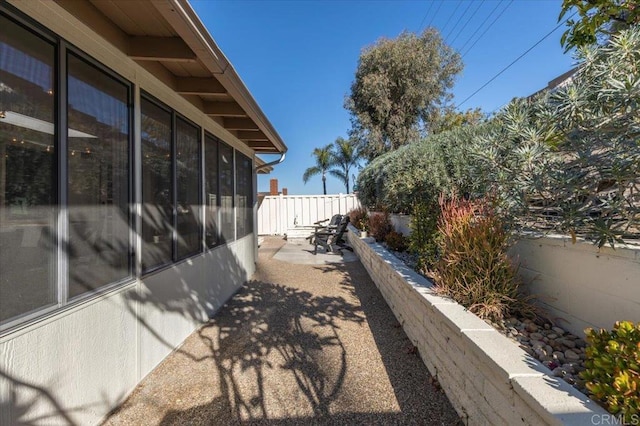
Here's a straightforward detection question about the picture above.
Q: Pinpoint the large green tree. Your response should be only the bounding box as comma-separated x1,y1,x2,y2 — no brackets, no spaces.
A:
328,137,361,194
302,144,334,195
560,0,640,50
346,28,462,160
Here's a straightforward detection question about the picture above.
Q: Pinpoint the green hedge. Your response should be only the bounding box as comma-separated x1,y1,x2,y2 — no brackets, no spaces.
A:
356,122,496,213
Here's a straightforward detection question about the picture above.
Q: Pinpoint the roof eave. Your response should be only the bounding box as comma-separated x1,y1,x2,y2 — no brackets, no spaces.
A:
152,0,287,154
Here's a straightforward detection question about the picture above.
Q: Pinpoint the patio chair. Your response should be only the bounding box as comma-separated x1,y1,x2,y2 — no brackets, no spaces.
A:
306,214,343,244
313,215,351,254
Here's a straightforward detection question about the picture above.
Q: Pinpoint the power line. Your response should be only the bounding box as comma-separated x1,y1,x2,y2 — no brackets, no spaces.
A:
462,0,514,58
416,1,434,33
450,0,486,46
458,0,505,54
440,1,463,36
426,0,444,30
444,0,474,41
456,11,578,109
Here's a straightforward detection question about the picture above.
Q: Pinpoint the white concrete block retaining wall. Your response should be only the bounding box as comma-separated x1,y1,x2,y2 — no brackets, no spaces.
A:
346,225,606,425
511,236,640,338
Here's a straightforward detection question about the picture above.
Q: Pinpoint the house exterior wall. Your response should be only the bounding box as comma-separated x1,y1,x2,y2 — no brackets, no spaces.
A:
0,1,258,424
0,235,255,426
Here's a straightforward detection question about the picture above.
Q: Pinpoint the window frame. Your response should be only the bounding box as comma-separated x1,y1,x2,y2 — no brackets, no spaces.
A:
139,93,205,275
204,132,221,250
140,92,175,275
174,113,203,261
0,2,257,335
0,5,61,332
235,151,254,239
0,4,136,333
64,46,136,301
218,140,236,243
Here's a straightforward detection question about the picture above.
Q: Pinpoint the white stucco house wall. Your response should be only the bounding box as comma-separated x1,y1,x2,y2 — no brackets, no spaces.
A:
0,1,287,424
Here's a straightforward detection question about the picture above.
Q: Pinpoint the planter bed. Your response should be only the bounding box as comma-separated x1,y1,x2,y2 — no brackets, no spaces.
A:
346,224,606,425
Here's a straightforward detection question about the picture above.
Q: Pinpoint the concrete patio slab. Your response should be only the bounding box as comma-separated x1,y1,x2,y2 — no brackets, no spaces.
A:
272,238,358,265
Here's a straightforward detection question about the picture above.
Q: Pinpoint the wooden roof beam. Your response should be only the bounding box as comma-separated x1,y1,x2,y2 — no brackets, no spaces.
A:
128,36,196,62
251,147,279,154
224,117,259,131
203,102,246,117
175,77,226,95
247,141,275,148
237,131,268,141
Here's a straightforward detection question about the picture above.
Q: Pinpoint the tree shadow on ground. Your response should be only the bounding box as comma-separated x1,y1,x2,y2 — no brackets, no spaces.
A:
150,278,365,424
313,260,463,425
106,239,461,425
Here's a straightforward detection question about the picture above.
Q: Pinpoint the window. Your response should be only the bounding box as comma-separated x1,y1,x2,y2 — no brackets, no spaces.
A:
219,142,234,243
204,134,219,248
0,6,257,329
141,97,172,272
0,14,57,323
175,117,201,259
235,152,253,238
67,52,132,298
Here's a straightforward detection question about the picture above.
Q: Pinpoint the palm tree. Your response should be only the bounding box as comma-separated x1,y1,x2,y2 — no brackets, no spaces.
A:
329,137,361,193
302,144,334,195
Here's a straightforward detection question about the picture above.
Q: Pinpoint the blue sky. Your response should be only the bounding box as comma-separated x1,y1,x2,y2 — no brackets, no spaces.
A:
191,0,576,195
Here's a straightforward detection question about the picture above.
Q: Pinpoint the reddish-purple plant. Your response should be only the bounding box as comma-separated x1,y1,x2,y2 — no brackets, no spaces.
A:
368,211,393,242
434,195,535,322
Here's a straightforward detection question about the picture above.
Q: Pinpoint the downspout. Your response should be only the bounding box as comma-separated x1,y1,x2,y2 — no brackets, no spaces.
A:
255,152,286,172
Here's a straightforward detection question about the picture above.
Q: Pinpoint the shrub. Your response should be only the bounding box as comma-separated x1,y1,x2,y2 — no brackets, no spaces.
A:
357,27,640,247
433,196,534,323
385,231,408,252
355,122,493,213
368,211,392,242
468,28,640,247
408,200,440,272
348,207,369,231
581,321,640,422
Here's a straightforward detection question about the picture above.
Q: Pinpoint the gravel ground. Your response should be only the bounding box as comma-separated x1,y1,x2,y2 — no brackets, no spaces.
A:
102,237,461,425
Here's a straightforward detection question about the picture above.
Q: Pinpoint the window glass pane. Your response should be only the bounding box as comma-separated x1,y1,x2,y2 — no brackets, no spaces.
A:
141,98,172,271
204,134,218,248
0,15,57,323
235,152,253,238
219,142,234,243
176,118,200,259
67,53,131,298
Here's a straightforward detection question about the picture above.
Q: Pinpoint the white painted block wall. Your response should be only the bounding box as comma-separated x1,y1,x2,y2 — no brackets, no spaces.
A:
347,227,606,425
511,237,640,337
388,215,640,339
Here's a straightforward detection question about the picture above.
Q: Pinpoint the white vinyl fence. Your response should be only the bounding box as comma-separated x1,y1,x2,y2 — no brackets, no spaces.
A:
257,194,361,236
